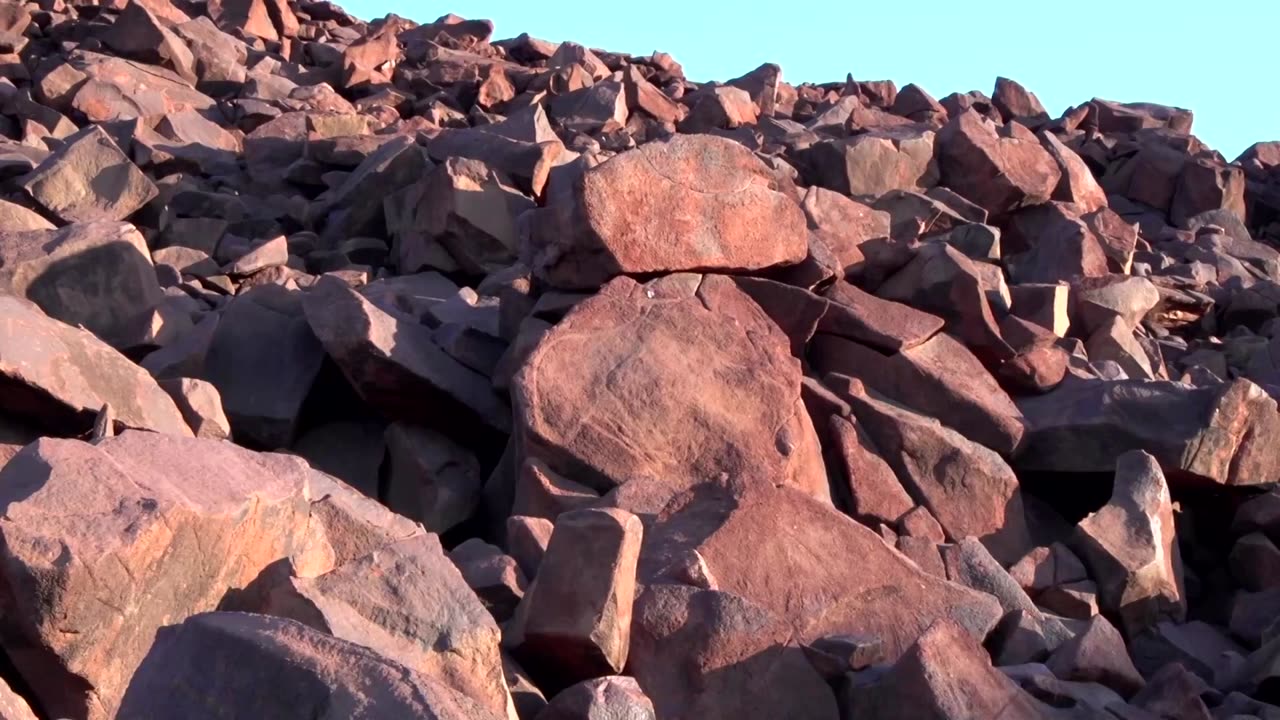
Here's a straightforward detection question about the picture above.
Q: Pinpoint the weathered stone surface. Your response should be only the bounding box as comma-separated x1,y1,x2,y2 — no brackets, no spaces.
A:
629,584,838,720
993,77,1050,126
639,481,1004,660
845,619,1055,719
158,377,231,439
303,276,511,437
20,126,158,224
261,534,513,719
811,332,1026,455
820,280,944,352
799,128,939,197
1075,451,1185,637
0,221,163,345
117,613,504,719
384,422,483,533
524,135,807,289
506,508,643,694
830,376,1036,564
1017,378,1280,487
0,432,404,719
102,1,197,83
0,294,190,437
937,109,1061,218
828,414,914,528
514,274,828,515
538,676,655,720
203,285,324,449
1045,615,1145,697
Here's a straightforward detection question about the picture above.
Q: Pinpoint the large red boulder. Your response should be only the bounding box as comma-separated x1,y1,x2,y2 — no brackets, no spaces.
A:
937,109,1061,218
523,135,808,289
513,274,829,517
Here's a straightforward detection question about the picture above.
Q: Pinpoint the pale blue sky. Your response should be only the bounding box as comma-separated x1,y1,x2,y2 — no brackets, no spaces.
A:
345,1,1274,159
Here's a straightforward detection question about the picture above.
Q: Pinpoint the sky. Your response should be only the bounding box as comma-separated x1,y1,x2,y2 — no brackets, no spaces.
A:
343,1,1274,160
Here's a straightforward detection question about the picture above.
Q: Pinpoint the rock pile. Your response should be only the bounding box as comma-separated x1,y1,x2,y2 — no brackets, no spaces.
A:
0,0,1275,718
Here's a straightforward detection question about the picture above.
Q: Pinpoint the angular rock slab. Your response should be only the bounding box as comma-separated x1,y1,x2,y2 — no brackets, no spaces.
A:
506,508,643,694
261,534,513,719
629,584,839,720
0,294,190,437
832,376,1036,566
0,432,388,719
304,276,511,438
811,332,1025,455
0,221,163,346
524,134,807,289
1017,378,1280,487
19,125,157,224
1075,451,1185,637
845,619,1055,719
116,613,505,720
513,274,828,515
639,481,1004,661
537,676,655,720
937,109,1061,219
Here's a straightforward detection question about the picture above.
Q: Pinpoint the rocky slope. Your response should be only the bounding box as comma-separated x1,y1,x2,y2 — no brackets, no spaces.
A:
0,0,1277,718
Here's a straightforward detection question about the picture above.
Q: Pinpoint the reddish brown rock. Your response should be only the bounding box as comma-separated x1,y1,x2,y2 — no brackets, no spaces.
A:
0,221,164,346
1075,451,1185,637
208,0,281,41
1040,131,1107,212
101,1,197,83
993,77,1050,126
844,619,1055,719
0,432,412,719
513,274,828,516
524,135,807,289
799,128,939,197
69,51,216,120
506,508,643,694
1017,378,1280,487
830,376,1036,565
117,613,504,720
538,676,655,720
639,481,1004,660
261,534,514,718
937,109,1061,218
20,126,158,224
891,83,947,125
629,584,838,720
450,539,528,622
342,21,400,89
820,280,945,352
1009,544,1090,597
0,678,35,720
512,458,601,521
811,332,1026,455
158,377,230,440
383,423,483,533
0,294,190,437
1046,615,1146,697
507,515,554,579
679,86,757,133
303,276,511,437
828,415,914,528
800,186,895,281
1229,532,1280,592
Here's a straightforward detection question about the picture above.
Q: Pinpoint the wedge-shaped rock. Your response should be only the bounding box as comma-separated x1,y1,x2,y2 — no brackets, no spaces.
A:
830,376,1036,565
0,295,189,436
68,51,216,122
117,613,504,720
158,377,230,440
506,508,643,694
384,423,483,533
640,481,1004,661
20,126,157,224
0,221,163,345
811,332,1025,454
820,280,944,352
937,109,1061,218
513,274,827,515
844,620,1056,719
261,535,513,719
0,432,405,719
524,135,807,289
1046,615,1145,697
1017,378,1280,486
101,1,196,83
630,585,838,720
1075,451,1185,637
304,276,511,438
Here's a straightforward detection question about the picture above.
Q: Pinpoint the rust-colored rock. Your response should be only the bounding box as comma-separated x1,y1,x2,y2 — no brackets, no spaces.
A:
523,135,807,289
937,109,1061,218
